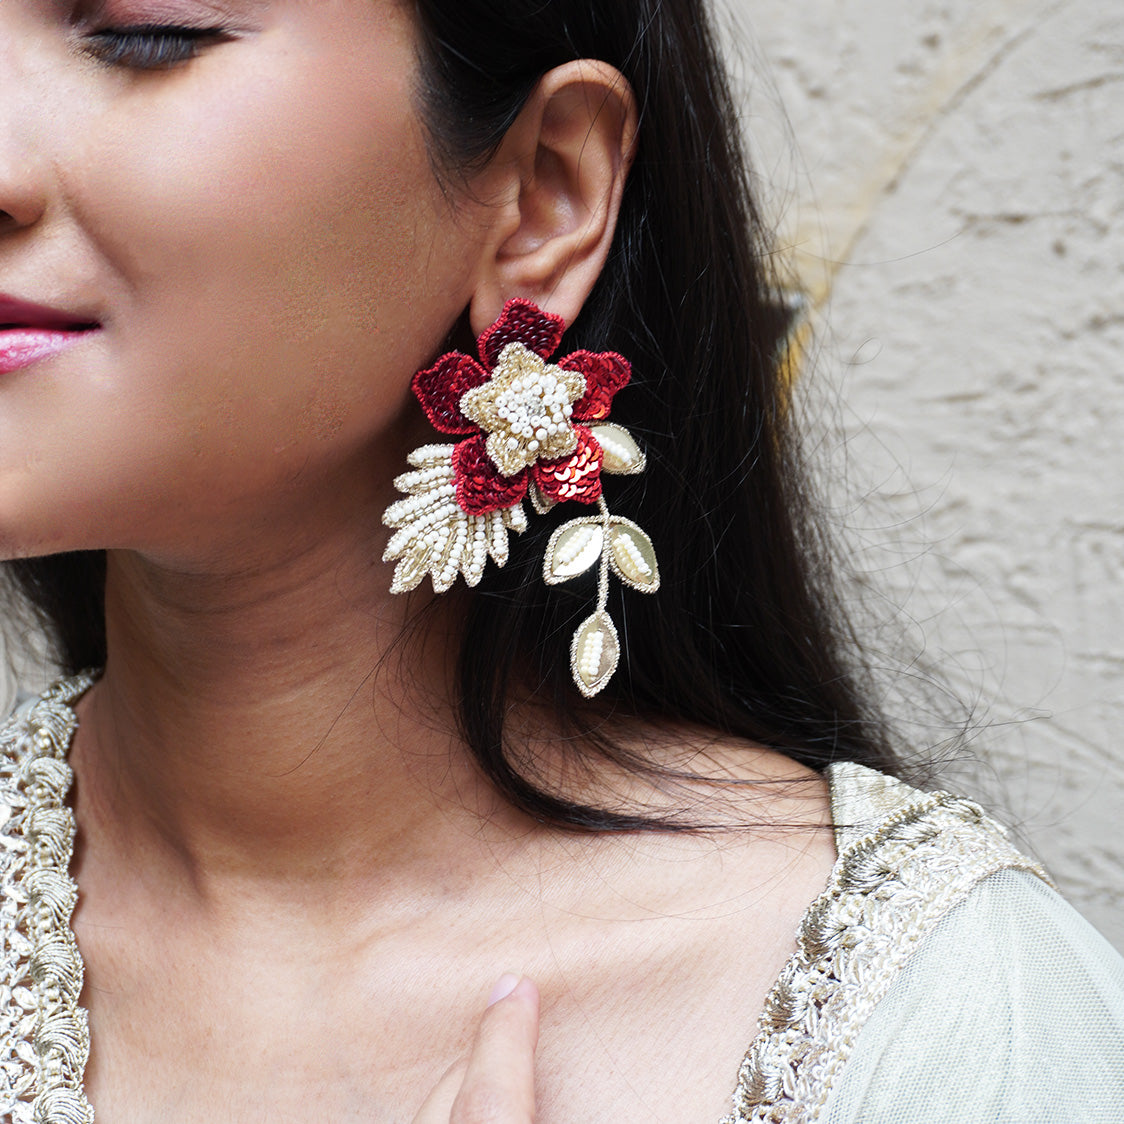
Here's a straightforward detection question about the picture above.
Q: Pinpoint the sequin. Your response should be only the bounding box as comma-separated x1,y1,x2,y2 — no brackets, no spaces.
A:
478,298,565,367
412,351,490,434
534,425,603,505
560,350,631,421
452,436,529,515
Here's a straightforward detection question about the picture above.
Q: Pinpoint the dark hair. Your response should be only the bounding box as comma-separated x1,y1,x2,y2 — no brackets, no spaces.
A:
7,0,904,829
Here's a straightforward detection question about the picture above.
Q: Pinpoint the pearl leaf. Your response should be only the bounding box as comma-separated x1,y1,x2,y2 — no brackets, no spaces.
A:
607,518,660,592
543,517,604,585
589,423,646,475
570,610,621,697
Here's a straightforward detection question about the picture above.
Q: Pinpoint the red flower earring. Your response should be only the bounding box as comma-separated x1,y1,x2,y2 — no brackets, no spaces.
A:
383,299,659,697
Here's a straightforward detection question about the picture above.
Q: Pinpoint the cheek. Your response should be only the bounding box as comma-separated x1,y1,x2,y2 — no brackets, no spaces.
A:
80,38,448,402
6,21,479,559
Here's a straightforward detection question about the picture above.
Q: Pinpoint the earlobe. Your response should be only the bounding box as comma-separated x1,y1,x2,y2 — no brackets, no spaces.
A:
468,60,638,337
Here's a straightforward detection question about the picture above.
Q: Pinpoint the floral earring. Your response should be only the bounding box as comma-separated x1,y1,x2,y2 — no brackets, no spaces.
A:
382,299,659,697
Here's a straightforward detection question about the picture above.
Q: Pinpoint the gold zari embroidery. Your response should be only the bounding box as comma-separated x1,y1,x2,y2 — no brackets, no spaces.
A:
1,673,97,1124
722,762,1051,1123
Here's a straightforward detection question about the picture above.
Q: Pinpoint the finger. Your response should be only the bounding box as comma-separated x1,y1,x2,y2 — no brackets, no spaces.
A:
450,975,540,1124
412,1057,469,1124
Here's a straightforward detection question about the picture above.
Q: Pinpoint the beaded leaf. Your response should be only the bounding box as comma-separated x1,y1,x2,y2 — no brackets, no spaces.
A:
571,611,620,698
543,518,604,584
589,423,646,475
382,445,526,593
607,519,660,591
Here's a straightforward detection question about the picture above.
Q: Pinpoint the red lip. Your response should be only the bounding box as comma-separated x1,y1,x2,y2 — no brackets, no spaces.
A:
0,294,101,374
0,294,100,331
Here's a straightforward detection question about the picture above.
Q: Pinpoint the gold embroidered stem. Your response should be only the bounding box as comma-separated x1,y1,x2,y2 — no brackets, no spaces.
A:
595,497,612,614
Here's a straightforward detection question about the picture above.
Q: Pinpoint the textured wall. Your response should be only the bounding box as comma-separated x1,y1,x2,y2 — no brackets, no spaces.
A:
725,0,1124,947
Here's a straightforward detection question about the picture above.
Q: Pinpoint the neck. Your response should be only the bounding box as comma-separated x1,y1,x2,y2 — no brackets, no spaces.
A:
71,533,528,902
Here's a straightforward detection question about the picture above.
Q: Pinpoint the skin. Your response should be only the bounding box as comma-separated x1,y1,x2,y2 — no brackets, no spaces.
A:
0,2,836,1120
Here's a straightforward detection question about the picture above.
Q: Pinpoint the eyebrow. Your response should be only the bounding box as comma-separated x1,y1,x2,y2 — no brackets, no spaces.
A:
73,0,270,23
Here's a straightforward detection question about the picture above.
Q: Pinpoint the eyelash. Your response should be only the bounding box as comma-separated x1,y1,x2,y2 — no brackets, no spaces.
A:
81,25,230,70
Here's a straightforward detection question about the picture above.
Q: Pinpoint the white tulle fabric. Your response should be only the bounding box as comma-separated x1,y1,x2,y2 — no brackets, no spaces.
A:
823,869,1124,1122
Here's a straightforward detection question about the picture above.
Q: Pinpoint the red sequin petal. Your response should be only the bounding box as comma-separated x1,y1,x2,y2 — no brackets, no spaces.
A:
452,436,529,515
412,353,489,434
559,351,631,421
532,426,603,505
478,298,566,368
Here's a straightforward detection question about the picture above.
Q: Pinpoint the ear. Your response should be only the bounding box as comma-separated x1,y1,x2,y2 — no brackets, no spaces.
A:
467,60,638,338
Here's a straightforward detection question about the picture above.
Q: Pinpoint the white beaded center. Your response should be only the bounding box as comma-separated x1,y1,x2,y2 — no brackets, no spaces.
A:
459,343,586,477
493,371,574,457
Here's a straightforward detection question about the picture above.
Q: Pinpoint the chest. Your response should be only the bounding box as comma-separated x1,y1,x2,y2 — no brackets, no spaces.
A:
73,905,797,1124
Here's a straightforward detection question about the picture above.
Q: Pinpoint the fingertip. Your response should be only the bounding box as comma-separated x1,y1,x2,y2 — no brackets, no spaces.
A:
419,978,541,1123
484,975,540,1055
487,974,539,1012
487,972,521,1007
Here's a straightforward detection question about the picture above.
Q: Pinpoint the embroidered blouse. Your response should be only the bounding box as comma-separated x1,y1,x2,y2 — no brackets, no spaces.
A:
2,675,1122,1122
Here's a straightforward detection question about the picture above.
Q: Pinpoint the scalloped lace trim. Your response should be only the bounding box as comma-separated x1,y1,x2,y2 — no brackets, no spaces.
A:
1,673,97,1124
722,762,1051,1124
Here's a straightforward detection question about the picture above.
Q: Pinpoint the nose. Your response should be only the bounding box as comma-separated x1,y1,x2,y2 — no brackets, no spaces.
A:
0,14,51,233
0,156,49,232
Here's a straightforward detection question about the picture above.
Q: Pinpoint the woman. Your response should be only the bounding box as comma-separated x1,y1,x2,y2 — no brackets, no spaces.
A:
1,1,1121,1121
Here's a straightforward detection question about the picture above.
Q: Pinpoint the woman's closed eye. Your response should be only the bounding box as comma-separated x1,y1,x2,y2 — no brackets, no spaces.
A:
81,25,232,70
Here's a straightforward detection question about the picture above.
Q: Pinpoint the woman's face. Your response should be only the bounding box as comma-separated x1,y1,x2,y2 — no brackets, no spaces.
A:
0,0,487,567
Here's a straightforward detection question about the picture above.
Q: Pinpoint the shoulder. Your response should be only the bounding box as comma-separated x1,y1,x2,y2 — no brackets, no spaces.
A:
825,867,1124,1122
726,763,1124,1123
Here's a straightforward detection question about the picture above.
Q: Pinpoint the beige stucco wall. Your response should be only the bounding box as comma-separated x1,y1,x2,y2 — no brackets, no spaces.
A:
726,0,1123,947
